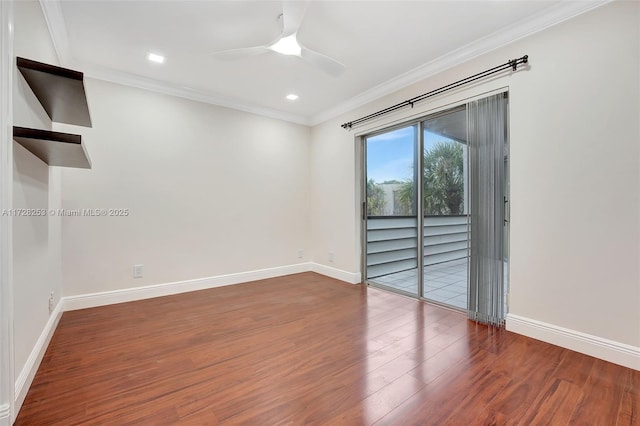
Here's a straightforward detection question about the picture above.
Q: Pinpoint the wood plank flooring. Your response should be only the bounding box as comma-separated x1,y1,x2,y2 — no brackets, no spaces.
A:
16,272,638,425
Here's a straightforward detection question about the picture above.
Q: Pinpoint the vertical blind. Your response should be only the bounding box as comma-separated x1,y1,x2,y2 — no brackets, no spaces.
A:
467,93,508,326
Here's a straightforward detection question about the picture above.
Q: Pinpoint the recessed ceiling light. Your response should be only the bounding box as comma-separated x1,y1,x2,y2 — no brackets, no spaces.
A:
286,94,299,101
270,35,301,56
147,53,165,64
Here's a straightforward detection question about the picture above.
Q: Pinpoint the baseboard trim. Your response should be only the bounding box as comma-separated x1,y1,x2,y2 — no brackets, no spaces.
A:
14,299,63,413
63,263,315,311
507,314,640,370
0,404,9,425
64,263,362,311
310,263,361,284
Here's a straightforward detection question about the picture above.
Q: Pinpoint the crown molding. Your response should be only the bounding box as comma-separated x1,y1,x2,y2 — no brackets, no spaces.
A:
308,0,612,126
77,61,312,125
38,0,70,67
40,0,611,128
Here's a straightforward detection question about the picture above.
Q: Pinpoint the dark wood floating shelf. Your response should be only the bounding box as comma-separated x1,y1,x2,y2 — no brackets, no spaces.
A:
13,127,91,169
17,57,92,127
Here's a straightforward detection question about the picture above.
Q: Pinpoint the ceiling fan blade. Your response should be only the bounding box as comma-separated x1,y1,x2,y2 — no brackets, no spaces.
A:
213,46,270,60
282,1,309,37
300,46,345,77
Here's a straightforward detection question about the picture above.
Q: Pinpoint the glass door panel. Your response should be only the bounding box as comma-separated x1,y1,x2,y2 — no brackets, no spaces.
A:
421,108,469,309
364,125,419,296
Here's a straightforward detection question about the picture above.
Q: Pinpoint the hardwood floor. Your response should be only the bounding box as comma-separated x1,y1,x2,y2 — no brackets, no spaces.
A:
16,272,638,425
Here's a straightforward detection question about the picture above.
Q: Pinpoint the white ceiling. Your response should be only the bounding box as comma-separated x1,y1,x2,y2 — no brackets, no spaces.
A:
42,1,606,125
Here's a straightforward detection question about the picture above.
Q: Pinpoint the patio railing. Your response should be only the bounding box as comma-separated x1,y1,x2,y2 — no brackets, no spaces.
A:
366,215,469,278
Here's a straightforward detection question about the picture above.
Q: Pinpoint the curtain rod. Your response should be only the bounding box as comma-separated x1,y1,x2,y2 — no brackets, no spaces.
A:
341,55,528,130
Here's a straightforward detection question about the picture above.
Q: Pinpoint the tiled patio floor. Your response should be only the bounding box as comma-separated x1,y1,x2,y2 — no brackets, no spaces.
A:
370,258,469,309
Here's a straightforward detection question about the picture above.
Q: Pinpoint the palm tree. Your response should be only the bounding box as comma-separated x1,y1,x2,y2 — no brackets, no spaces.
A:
398,141,464,215
366,179,386,216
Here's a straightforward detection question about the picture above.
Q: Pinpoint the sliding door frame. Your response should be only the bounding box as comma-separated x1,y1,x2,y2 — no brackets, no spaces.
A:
361,103,481,308
360,90,510,316
416,121,424,298
361,120,425,299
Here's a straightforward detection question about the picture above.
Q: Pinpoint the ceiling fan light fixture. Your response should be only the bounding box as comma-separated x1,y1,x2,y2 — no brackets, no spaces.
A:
147,52,165,64
269,34,301,56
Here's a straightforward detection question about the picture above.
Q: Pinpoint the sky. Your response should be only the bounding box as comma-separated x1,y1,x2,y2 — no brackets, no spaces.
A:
366,125,456,183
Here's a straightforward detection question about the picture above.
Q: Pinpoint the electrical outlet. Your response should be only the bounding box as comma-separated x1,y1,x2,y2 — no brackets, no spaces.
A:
48,291,54,314
297,249,304,258
328,251,334,263
133,264,143,278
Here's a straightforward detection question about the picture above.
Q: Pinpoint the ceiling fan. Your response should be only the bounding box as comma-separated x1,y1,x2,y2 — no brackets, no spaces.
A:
213,1,346,77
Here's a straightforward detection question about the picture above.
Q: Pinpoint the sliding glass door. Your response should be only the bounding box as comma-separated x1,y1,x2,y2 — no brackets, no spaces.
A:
364,125,420,296
362,105,478,311
422,107,469,309
362,98,508,320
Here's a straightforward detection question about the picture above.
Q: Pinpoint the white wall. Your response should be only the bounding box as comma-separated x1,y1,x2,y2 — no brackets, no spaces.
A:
12,0,63,404
59,79,310,296
311,1,640,349
0,1,13,423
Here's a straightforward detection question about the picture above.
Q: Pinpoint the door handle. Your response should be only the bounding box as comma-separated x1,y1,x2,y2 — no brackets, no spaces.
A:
504,197,509,225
